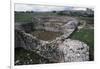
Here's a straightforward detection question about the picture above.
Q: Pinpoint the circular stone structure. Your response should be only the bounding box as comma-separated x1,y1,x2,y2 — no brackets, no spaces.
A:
15,17,89,63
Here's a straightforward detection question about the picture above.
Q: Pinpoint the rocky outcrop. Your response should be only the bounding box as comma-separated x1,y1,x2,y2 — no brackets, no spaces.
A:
15,30,89,63
15,29,62,62
15,17,89,63
57,39,89,62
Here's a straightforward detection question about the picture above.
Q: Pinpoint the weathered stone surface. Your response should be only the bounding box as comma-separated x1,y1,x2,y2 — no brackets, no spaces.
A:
15,29,62,62
59,39,89,62
15,17,89,63
15,30,89,62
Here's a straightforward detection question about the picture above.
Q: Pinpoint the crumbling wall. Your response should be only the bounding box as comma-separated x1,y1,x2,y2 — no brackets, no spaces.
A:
15,29,89,62
15,17,89,62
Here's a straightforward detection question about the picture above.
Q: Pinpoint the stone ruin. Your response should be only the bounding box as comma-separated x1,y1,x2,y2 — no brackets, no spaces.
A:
15,16,89,63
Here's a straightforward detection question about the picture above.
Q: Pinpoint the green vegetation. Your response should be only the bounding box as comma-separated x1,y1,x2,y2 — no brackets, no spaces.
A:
15,12,33,22
70,29,94,61
70,29,94,46
15,12,57,22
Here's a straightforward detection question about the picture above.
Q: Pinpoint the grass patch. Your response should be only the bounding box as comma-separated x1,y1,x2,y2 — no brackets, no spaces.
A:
70,29,94,61
15,12,57,22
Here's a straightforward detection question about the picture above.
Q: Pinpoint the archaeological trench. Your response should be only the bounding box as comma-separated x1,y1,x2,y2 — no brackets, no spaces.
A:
15,16,89,65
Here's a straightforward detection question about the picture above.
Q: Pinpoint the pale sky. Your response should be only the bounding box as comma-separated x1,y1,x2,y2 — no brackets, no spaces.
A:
15,3,87,12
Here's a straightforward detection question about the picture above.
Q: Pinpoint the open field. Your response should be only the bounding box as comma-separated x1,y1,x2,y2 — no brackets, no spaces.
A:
15,12,57,22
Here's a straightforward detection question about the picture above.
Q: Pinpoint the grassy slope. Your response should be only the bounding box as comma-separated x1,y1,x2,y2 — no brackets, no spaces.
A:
70,29,94,46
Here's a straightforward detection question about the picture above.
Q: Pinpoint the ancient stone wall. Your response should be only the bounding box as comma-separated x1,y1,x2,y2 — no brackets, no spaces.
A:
32,16,78,33
15,17,89,62
15,29,89,62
